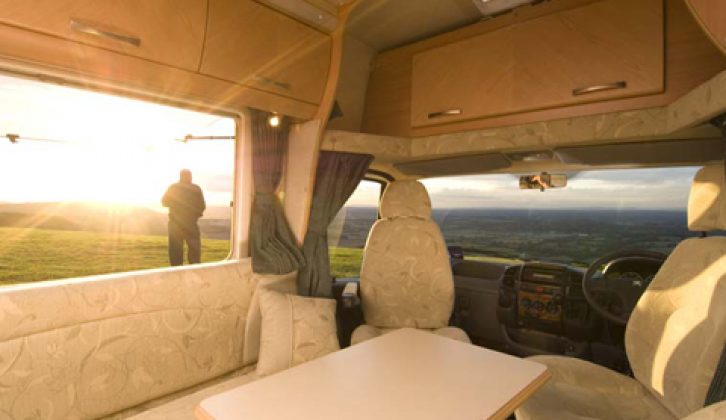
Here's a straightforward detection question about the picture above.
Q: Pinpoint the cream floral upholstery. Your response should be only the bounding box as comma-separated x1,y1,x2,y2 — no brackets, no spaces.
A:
378,179,432,219
242,272,298,366
625,237,726,417
516,164,726,420
110,366,258,419
688,164,726,231
0,260,260,419
681,402,726,420
353,180,470,344
257,289,339,376
516,356,676,420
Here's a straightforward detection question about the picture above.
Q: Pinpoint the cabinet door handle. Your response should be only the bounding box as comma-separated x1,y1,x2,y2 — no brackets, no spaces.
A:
572,81,627,96
253,76,292,91
69,19,141,47
428,108,463,119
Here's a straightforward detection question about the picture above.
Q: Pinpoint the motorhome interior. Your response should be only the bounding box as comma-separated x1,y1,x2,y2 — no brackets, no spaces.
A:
0,0,725,419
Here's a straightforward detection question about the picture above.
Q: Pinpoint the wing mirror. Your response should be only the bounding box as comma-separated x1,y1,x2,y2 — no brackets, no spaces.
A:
519,172,567,192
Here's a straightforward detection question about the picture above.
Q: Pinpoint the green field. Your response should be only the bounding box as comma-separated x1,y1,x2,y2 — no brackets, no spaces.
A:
0,227,231,285
0,225,362,286
0,227,523,286
329,246,364,278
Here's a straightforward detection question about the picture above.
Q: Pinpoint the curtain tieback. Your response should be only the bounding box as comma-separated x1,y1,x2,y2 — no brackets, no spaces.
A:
254,192,277,207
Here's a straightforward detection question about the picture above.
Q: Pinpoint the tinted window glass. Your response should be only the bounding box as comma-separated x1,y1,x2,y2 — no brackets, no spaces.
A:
327,180,382,278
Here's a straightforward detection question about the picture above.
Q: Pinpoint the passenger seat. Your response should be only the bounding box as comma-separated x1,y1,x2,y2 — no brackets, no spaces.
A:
350,180,470,345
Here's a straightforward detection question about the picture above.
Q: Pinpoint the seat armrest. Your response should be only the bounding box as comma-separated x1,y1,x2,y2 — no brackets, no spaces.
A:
342,282,360,308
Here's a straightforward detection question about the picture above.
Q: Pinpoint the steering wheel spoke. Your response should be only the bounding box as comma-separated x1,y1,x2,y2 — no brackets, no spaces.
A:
582,250,666,325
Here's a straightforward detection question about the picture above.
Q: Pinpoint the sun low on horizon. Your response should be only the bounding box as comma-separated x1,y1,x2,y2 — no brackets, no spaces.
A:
0,74,236,210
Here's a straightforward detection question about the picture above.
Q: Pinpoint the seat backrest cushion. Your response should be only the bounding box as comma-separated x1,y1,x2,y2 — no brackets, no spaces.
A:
689,164,726,231
625,164,726,418
0,260,257,420
360,180,454,329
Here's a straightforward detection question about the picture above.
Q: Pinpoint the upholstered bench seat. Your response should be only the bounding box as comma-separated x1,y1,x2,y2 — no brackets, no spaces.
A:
108,366,259,420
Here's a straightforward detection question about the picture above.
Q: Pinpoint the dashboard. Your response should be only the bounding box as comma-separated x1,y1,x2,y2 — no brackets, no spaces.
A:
497,262,600,342
453,256,663,359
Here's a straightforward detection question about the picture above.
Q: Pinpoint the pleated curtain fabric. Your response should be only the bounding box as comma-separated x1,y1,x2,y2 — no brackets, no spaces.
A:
297,151,373,297
249,109,305,274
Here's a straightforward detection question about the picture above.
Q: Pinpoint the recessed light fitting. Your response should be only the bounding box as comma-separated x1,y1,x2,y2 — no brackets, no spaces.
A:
267,114,281,128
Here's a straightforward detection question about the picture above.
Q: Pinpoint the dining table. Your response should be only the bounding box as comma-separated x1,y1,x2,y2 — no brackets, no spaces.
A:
196,327,550,420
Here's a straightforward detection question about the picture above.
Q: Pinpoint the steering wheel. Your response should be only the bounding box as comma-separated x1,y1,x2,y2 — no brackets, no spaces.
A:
582,250,667,325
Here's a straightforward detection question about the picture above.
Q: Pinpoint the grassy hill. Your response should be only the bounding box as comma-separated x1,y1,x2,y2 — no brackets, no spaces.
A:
329,246,364,278
0,227,230,285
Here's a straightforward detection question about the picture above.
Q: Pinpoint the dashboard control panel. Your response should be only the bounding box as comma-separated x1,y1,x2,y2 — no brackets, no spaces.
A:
497,262,604,351
517,265,565,323
518,284,561,321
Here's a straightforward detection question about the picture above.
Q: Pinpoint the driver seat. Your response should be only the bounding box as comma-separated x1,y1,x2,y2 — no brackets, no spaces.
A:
516,164,726,420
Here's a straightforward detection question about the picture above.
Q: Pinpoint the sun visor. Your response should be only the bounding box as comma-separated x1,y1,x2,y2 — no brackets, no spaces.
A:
555,138,724,166
394,153,511,176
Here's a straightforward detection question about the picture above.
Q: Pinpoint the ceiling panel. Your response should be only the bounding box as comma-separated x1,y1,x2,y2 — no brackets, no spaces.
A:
347,0,482,52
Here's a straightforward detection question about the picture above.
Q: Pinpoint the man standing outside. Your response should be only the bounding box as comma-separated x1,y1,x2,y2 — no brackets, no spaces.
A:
162,169,206,266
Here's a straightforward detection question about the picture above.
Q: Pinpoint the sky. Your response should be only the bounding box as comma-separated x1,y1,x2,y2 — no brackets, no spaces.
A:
0,73,701,212
0,74,235,208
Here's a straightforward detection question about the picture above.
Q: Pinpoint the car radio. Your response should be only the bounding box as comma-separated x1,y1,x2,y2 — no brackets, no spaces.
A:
517,264,565,323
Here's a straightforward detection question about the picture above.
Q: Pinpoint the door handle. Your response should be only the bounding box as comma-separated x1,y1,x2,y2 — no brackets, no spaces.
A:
428,108,463,119
253,76,292,91
69,19,141,47
572,81,627,96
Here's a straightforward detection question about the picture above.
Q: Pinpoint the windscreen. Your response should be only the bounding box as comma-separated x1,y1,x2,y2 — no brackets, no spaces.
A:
420,167,701,266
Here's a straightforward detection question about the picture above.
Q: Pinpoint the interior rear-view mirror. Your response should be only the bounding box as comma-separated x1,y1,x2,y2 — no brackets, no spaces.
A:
519,172,567,191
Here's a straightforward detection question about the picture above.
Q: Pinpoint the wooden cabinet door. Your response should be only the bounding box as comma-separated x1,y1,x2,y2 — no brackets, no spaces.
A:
0,0,207,70
411,0,663,128
200,0,332,105
511,0,663,114
411,26,515,127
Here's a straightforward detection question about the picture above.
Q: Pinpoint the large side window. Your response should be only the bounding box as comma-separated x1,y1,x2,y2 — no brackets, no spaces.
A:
0,74,236,286
327,179,382,279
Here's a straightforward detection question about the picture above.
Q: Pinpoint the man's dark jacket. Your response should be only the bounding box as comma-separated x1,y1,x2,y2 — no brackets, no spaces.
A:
162,182,206,225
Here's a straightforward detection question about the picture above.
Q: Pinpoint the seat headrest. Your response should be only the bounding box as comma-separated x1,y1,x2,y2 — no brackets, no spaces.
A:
688,163,726,231
379,180,432,219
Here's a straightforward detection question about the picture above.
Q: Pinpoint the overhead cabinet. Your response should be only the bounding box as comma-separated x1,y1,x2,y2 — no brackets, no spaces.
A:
686,0,726,54
200,0,332,105
0,0,207,71
411,0,664,127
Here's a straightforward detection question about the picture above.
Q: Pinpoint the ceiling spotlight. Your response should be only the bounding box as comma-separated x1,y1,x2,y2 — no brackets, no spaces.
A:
267,114,281,128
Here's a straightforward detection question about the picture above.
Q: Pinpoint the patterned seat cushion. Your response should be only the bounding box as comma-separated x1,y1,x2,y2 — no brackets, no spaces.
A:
256,289,340,376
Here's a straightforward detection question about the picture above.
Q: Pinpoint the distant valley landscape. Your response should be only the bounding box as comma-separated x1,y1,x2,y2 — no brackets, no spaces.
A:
328,206,698,275
0,201,232,239
1,202,702,284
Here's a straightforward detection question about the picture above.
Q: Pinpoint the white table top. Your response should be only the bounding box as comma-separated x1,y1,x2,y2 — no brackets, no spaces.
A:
196,328,550,420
